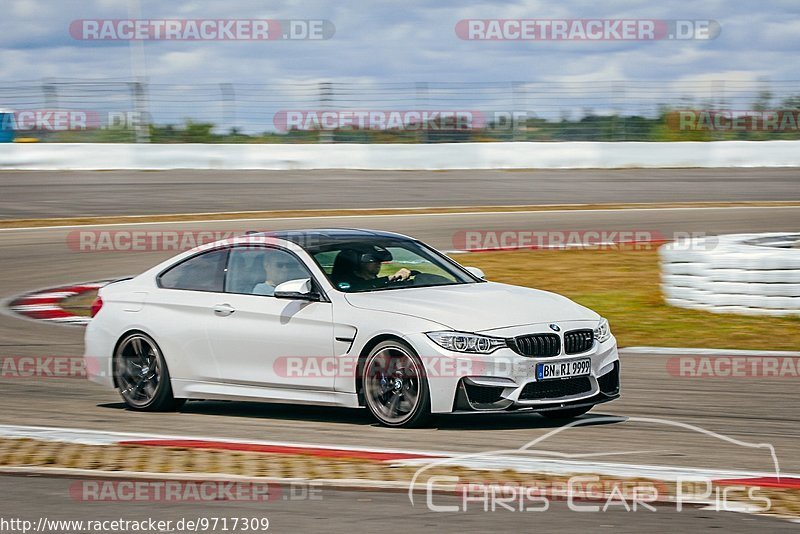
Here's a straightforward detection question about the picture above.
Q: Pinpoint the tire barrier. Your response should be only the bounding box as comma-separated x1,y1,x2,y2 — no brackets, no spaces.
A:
659,233,800,316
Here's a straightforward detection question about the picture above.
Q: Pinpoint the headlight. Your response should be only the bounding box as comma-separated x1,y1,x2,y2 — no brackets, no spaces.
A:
594,318,612,343
426,331,507,354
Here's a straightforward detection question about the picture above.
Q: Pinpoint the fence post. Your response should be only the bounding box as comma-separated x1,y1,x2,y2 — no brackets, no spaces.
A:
613,82,625,141
130,80,150,143
319,82,333,143
416,82,429,143
512,81,526,141
220,83,235,134
42,78,58,109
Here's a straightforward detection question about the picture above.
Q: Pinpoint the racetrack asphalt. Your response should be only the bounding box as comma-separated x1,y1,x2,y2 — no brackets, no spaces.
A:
1,167,800,525
1,168,799,219
0,206,798,477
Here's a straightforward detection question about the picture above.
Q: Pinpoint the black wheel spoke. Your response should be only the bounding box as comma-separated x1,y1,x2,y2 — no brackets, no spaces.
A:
364,346,423,425
387,391,401,416
117,335,162,408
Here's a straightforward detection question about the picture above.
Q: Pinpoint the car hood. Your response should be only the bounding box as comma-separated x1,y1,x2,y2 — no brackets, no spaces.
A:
343,282,599,332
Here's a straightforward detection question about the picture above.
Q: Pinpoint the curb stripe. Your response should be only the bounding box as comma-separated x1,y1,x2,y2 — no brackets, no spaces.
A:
6,281,109,326
120,439,442,462
1,424,797,488
714,477,800,489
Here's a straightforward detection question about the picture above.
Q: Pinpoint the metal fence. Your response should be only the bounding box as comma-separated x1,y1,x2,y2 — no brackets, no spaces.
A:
1,79,798,142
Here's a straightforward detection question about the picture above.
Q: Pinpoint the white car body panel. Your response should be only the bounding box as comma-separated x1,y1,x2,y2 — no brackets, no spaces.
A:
344,282,599,331
84,231,620,417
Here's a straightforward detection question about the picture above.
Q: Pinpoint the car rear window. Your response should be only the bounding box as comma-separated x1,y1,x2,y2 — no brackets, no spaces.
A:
158,248,229,292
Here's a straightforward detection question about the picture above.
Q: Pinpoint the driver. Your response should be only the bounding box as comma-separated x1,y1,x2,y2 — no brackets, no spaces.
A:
334,247,412,290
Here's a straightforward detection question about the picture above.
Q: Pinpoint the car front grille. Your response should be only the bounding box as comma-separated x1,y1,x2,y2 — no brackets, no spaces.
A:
564,329,595,354
509,334,561,357
519,376,592,400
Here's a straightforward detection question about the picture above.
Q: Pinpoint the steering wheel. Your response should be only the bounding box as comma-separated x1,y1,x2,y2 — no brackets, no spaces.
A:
381,269,420,286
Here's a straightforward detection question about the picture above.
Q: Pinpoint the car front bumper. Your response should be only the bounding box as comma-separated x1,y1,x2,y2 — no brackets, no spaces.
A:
406,324,620,414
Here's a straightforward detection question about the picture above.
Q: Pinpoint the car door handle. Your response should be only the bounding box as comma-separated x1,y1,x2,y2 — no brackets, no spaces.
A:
213,303,236,317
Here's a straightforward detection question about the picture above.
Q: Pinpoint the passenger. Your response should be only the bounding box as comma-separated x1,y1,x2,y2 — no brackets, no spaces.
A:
252,253,276,296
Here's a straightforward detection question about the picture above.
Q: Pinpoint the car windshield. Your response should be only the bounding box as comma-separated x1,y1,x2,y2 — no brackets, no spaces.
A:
306,236,477,293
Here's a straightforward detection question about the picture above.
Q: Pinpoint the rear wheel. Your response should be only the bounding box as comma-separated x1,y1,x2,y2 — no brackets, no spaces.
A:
114,332,185,411
362,340,431,428
539,405,592,420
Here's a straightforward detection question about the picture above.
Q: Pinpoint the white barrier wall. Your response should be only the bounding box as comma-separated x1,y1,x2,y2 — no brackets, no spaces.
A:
2,141,800,170
660,234,800,317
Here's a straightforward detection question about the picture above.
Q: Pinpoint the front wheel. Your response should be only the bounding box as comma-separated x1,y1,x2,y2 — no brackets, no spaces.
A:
114,332,185,411
362,340,431,428
539,405,592,420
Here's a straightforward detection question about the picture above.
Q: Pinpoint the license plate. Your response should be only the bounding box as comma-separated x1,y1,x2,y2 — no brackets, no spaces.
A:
536,358,591,380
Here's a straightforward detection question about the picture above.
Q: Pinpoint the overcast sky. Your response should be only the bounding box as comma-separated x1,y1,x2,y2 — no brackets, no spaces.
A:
1,0,797,131
2,0,797,85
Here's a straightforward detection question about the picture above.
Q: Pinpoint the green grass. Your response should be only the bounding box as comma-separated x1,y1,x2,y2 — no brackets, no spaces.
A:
456,247,800,350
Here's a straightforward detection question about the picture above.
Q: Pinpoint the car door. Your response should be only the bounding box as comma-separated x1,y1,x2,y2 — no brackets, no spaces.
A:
150,247,229,382
205,245,335,391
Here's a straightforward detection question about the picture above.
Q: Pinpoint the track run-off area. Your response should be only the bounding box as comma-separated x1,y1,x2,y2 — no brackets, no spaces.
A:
0,169,799,528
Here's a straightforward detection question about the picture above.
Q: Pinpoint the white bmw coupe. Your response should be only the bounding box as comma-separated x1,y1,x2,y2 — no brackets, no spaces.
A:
85,229,620,427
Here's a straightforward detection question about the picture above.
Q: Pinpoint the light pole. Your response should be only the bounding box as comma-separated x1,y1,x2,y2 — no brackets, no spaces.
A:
128,0,150,143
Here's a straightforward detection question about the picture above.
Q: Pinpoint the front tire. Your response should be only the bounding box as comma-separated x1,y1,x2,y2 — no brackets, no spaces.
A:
114,332,185,411
362,340,431,428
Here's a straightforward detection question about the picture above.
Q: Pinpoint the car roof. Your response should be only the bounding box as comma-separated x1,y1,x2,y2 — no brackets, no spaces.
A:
253,228,414,251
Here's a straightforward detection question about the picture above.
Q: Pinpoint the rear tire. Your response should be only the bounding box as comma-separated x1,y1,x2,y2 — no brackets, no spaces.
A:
114,332,185,412
539,405,592,420
362,340,431,428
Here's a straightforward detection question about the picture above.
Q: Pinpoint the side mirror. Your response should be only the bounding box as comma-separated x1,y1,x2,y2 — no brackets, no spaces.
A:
274,278,320,301
465,266,486,280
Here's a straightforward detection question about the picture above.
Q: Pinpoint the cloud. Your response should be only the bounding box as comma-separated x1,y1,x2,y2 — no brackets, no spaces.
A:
0,0,797,131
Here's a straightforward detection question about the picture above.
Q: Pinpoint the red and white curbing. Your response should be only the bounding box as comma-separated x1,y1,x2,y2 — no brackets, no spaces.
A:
6,282,109,325
0,425,440,463
0,424,797,490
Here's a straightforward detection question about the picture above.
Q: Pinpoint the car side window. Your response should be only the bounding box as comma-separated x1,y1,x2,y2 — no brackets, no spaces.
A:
225,247,310,296
158,248,229,292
